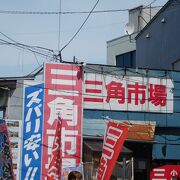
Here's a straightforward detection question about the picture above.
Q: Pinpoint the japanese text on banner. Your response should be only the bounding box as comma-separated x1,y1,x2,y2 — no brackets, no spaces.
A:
21,82,44,180
42,63,83,179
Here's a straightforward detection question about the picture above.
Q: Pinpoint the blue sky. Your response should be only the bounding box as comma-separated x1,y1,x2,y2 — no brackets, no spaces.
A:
0,0,167,76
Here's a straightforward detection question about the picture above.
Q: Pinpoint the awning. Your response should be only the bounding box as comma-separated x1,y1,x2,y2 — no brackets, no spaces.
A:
84,140,133,154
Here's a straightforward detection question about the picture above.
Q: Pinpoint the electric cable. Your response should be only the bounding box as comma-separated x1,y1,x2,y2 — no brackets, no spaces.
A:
57,0,62,52
0,31,53,53
0,38,53,59
0,6,163,15
59,0,100,53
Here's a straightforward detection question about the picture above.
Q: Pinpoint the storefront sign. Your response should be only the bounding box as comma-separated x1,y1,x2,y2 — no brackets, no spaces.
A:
84,73,174,113
42,63,83,179
97,121,128,180
150,165,180,180
21,81,44,180
123,121,156,141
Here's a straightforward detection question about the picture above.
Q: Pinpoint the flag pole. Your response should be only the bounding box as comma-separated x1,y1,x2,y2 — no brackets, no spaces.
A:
58,116,62,179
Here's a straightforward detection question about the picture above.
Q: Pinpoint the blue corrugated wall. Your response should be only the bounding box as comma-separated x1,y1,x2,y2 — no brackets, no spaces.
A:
83,67,180,160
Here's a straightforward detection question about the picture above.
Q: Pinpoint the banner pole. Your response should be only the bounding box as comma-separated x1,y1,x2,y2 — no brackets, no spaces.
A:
123,157,126,180
131,157,134,180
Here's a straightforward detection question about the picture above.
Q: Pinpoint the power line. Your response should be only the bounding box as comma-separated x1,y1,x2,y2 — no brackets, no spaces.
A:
0,38,53,60
0,65,175,92
59,0,100,54
0,6,163,15
0,31,54,53
57,0,62,52
144,0,158,8
0,30,55,61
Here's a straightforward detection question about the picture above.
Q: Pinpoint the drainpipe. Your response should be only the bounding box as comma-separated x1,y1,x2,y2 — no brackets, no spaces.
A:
4,87,10,119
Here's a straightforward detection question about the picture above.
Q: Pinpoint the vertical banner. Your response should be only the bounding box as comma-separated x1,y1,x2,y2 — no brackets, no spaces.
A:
0,119,14,180
21,81,44,180
47,117,62,180
42,63,83,179
97,121,128,180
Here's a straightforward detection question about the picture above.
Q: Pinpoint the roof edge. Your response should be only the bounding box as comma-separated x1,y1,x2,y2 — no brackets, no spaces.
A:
136,0,173,39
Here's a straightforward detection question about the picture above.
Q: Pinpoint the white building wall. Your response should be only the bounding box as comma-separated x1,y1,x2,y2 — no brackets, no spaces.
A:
106,6,160,66
106,33,137,66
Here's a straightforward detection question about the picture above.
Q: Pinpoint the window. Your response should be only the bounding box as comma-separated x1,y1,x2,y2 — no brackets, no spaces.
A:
116,51,136,68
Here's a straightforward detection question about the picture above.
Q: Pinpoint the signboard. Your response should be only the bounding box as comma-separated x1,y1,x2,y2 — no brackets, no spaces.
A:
21,81,44,180
42,63,83,179
84,73,174,113
150,165,180,180
123,121,156,141
97,121,128,180
6,119,21,180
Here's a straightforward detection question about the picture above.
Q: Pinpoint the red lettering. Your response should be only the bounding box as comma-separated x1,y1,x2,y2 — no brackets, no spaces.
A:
148,84,167,106
106,81,125,104
128,82,146,105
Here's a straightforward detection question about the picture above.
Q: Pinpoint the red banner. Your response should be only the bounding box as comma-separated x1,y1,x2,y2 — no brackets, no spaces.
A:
47,117,62,180
42,63,83,179
97,121,128,180
150,165,180,180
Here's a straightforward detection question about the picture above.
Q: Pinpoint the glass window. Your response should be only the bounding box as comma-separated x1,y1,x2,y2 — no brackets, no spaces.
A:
116,51,136,68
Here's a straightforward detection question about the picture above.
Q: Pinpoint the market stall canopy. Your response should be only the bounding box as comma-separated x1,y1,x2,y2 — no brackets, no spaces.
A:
84,140,133,154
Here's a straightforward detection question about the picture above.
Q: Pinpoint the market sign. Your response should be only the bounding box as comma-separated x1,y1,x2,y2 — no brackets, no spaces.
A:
150,165,180,179
21,81,44,180
84,73,174,113
42,63,83,179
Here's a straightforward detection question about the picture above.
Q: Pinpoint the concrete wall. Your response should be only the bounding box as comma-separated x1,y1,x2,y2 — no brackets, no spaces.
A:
136,1,180,70
129,6,160,32
106,33,137,65
8,80,23,120
106,6,160,66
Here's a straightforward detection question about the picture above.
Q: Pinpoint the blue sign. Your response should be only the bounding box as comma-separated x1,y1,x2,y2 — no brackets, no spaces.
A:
21,83,44,180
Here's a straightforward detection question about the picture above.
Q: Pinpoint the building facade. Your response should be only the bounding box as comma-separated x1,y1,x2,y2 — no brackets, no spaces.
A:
83,64,180,179
107,5,160,67
136,0,180,70
1,63,180,179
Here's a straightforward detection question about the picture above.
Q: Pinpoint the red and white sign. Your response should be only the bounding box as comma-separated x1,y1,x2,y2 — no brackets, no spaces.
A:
84,73,174,113
47,117,62,180
42,63,83,179
150,165,180,180
97,121,128,180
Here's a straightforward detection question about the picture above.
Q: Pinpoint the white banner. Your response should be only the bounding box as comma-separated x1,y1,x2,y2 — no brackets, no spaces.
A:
83,73,174,113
